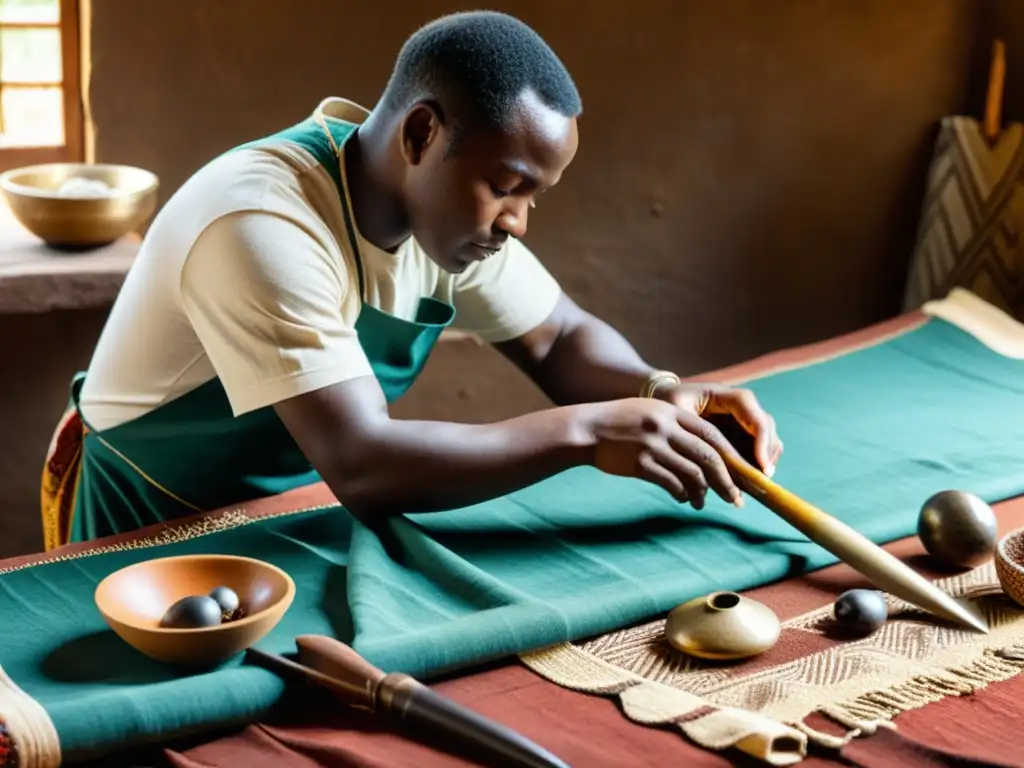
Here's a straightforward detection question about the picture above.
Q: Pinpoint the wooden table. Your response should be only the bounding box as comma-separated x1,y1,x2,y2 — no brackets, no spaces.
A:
3,308,1023,768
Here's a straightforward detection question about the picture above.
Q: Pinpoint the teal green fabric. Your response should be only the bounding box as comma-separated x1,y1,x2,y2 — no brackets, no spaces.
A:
69,115,455,543
5,317,1024,762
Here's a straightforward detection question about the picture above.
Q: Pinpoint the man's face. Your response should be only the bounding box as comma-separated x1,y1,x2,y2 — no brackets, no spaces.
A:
398,90,578,273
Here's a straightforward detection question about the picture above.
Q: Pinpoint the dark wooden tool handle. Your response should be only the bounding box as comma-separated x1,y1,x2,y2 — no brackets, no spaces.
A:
295,634,384,706
246,646,376,708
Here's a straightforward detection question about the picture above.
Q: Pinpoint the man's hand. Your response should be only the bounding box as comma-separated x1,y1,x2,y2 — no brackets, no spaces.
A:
578,398,746,510
494,295,783,482
655,383,784,479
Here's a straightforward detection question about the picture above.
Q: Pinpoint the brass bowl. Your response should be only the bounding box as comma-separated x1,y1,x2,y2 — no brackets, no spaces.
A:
995,527,1024,607
94,554,295,667
0,162,158,249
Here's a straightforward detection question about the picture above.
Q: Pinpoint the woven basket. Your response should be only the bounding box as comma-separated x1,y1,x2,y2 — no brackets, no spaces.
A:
995,526,1024,606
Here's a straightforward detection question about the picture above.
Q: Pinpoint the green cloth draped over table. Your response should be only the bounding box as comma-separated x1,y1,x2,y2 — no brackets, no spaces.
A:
3,315,1024,762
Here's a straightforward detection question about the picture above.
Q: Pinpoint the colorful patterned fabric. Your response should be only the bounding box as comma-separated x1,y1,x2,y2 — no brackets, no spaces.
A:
38,401,84,552
0,722,17,767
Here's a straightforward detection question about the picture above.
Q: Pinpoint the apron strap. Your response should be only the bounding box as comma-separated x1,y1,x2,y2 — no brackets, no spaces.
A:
313,110,368,302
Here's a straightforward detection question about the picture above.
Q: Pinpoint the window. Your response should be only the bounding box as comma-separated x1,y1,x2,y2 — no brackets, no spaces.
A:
0,0,82,172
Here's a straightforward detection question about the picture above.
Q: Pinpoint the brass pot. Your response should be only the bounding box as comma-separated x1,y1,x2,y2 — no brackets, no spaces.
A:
665,591,781,661
0,162,159,250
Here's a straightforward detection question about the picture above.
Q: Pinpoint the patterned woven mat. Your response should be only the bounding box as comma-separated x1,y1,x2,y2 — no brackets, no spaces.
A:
520,563,1024,766
902,116,1024,321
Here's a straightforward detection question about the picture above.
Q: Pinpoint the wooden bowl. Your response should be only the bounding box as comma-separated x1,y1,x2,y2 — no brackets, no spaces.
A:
995,527,1024,607
0,162,158,249
94,554,295,667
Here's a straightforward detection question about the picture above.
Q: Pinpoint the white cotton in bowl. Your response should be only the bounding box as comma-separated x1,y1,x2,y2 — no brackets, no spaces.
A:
56,177,116,198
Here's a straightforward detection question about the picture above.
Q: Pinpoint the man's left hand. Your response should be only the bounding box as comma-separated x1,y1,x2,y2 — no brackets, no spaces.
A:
655,382,783,478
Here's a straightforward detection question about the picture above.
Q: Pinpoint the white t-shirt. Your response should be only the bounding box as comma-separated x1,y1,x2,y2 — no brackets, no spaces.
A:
78,98,562,431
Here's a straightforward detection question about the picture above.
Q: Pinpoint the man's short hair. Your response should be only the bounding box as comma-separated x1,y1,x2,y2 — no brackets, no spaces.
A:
382,11,582,140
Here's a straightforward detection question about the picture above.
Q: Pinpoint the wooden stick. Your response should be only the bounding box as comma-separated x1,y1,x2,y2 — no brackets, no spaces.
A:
985,38,1006,140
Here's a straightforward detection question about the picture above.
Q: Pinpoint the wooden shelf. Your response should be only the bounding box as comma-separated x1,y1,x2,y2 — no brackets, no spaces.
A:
0,202,492,335
0,201,138,315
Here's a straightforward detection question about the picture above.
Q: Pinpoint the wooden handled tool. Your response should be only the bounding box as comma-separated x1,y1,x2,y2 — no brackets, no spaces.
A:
247,635,572,768
723,452,988,633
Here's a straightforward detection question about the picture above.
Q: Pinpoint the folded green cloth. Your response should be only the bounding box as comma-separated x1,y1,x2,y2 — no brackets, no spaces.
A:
3,316,1024,762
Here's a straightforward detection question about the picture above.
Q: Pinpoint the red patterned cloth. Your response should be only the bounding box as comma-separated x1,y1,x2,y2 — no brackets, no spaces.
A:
0,721,18,767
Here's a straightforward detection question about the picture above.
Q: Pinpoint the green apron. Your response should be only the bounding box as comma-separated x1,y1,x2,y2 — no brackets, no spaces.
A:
60,115,455,543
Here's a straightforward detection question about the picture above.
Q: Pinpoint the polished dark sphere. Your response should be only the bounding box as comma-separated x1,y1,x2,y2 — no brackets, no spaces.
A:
917,490,997,569
159,595,223,629
833,589,888,635
209,585,240,615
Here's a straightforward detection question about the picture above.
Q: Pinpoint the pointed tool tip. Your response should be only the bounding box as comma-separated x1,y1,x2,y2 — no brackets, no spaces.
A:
952,599,989,634
962,616,989,634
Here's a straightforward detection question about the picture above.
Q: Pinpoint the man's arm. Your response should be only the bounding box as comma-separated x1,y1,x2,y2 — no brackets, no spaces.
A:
450,237,778,473
274,374,744,521
185,213,744,521
494,291,662,405
274,377,593,519
494,291,784,475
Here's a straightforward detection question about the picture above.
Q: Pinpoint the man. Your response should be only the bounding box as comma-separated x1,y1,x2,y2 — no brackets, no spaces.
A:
41,11,782,547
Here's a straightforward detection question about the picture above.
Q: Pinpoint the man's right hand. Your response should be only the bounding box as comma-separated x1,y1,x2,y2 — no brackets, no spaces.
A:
573,398,745,510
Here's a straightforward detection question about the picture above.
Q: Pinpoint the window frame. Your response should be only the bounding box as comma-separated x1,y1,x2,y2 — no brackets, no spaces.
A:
0,0,83,173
